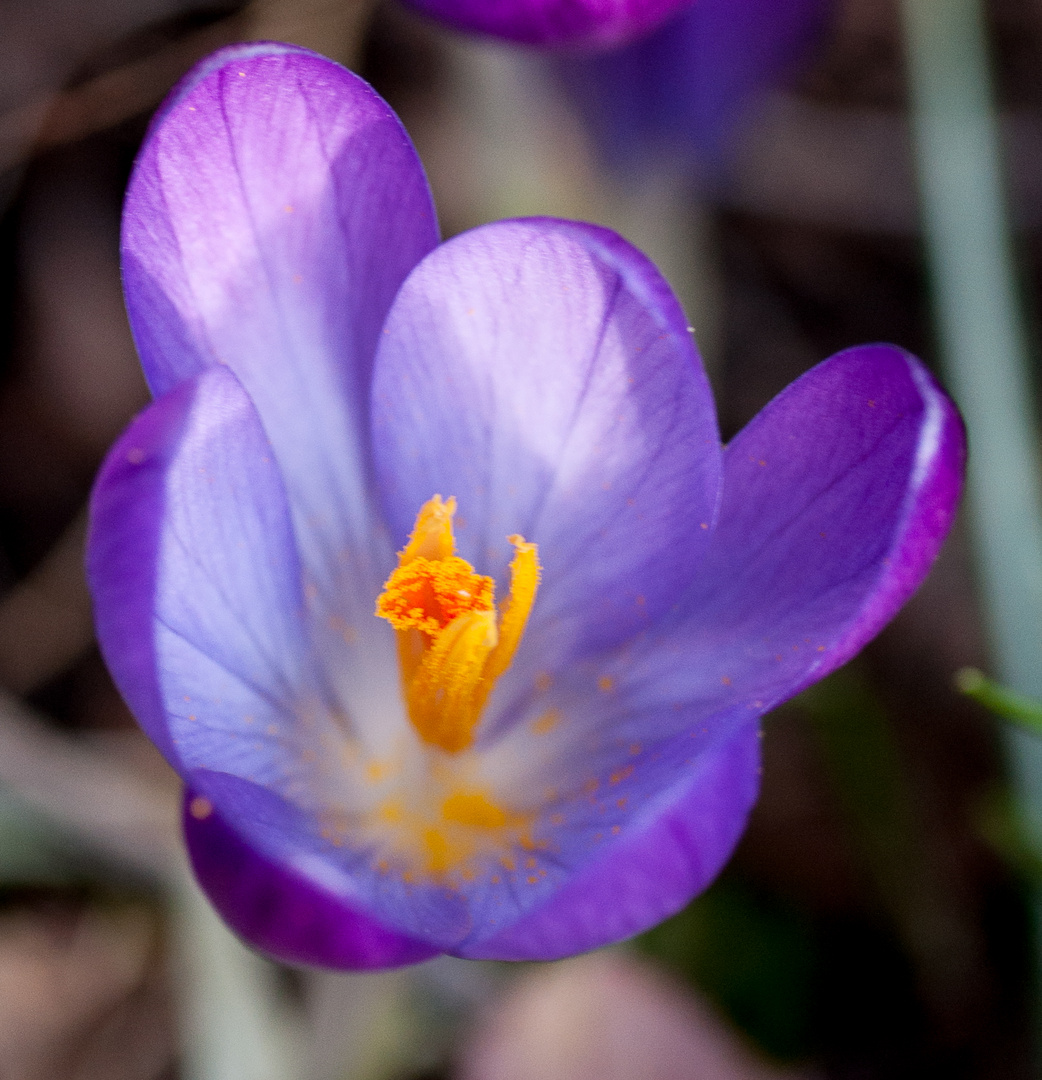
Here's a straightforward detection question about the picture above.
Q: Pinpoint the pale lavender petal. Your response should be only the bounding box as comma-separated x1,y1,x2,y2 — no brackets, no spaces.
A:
90,377,461,951
183,791,440,970
371,218,721,692
87,366,312,778
401,0,689,48
89,372,456,950
122,44,438,708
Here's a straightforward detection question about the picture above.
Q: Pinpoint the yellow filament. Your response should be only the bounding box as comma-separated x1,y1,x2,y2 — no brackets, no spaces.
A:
375,496,540,754
407,608,498,752
475,537,540,716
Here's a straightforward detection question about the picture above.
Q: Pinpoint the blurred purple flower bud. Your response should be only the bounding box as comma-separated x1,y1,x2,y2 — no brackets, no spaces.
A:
561,0,833,173
399,0,691,49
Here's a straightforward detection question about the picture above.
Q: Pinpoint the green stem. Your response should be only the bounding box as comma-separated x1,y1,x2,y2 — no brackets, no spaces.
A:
956,667,1042,738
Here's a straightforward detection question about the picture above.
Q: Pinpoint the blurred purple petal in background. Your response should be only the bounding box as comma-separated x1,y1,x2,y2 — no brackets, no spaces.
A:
400,0,691,49
560,0,833,173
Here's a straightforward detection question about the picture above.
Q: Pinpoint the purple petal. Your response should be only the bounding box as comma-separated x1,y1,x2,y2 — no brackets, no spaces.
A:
186,768,486,951
87,366,312,777
183,790,440,970
89,378,449,952
562,0,831,170
459,720,759,960
400,0,690,48
608,344,965,737
371,218,721,683
122,44,438,696
456,344,961,957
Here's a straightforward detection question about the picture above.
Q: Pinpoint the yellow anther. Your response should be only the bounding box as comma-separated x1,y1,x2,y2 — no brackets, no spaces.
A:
400,493,457,564
375,496,540,754
375,556,494,636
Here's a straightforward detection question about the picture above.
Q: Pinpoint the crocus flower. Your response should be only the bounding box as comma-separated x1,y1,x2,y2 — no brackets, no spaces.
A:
561,0,832,172
88,43,964,970
400,0,692,49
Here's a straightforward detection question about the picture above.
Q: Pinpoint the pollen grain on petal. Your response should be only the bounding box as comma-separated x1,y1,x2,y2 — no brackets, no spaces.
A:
531,708,561,735
365,759,395,784
442,789,511,829
362,783,539,884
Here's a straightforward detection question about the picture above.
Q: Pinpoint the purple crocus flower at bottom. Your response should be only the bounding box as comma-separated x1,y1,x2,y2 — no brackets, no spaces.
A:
87,44,964,970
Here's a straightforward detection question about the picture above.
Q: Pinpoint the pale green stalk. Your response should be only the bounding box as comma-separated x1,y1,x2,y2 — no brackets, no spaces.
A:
956,667,1042,738
899,0,1042,1050
900,0,1042,832
173,866,303,1080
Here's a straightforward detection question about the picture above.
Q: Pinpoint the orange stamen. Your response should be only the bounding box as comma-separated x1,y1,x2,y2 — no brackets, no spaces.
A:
375,496,540,753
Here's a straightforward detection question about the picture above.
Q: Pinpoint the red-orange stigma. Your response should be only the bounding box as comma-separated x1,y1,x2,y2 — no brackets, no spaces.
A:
375,495,540,753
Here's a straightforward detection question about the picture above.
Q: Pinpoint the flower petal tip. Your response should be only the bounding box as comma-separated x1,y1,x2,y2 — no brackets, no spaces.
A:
183,790,441,970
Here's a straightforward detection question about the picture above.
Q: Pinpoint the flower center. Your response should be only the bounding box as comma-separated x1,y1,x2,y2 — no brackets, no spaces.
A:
375,495,540,754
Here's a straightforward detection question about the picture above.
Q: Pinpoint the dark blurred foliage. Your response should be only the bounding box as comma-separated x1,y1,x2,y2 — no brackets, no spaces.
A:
0,0,1039,1077
641,662,1033,1077
623,4,1038,1073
